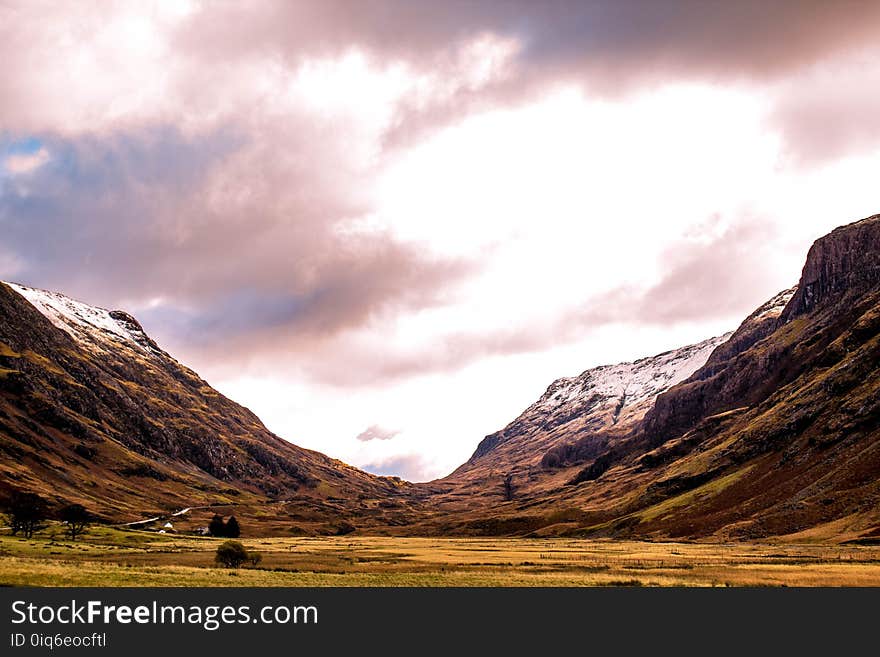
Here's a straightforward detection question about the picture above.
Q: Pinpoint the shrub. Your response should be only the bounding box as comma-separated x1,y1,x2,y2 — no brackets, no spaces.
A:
215,541,249,568
209,514,242,538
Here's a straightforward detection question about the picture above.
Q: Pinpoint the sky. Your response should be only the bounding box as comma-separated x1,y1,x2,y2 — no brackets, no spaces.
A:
2,1,880,481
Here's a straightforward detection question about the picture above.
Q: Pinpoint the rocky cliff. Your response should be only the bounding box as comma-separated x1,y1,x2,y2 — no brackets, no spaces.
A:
780,214,880,322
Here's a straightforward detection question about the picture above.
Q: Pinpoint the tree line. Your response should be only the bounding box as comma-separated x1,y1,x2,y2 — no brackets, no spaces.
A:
4,492,91,540
208,514,241,538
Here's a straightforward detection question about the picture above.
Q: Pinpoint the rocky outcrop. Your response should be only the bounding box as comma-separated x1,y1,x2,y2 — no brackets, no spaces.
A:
641,288,796,445
643,214,880,448
706,287,796,366
780,214,880,322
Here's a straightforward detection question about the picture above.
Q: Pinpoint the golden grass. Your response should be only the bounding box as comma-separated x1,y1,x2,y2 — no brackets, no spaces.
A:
0,341,21,358
2,528,880,586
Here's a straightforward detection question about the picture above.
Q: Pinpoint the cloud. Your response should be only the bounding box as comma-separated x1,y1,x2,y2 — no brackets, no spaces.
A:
361,453,437,482
174,1,880,83
4,3,879,153
281,216,786,386
0,123,472,359
769,54,880,166
185,2,880,150
4,146,49,174
355,425,400,442
1,1,877,392
624,218,783,324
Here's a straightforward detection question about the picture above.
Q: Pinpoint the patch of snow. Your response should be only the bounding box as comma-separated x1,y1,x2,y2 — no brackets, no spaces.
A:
5,282,158,356
751,286,797,320
535,333,732,415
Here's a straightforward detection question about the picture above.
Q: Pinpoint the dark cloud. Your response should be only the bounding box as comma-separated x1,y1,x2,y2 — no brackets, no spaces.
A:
355,425,400,442
0,125,472,357
177,1,880,84
3,3,879,161
165,1,880,161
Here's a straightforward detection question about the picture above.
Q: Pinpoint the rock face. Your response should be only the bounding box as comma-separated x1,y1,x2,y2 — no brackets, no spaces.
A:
780,214,880,322
706,287,797,365
641,287,797,446
644,215,880,448
0,282,417,527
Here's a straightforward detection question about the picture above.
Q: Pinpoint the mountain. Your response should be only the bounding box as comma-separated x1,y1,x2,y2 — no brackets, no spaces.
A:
3,213,880,543
0,282,421,532
448,332,734,482
424,214,880,542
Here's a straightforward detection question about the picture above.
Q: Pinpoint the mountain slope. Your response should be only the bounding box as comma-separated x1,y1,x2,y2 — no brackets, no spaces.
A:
426,214,880,542
3,213,879,543
0,282,419,530
449,332,733,483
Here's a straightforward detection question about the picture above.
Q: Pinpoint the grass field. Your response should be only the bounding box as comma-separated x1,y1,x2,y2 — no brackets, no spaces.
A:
2,525,880,586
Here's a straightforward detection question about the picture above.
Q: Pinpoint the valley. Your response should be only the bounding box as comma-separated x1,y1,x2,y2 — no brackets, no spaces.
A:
2,213,880,584
3,527,880,587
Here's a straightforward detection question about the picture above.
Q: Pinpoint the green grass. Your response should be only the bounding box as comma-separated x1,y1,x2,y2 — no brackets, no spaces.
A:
3,525,880,586
637,466,754,523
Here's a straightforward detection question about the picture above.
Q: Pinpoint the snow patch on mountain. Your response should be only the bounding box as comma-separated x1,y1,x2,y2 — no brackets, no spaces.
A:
532,288,796,422
748,286,798,322
6,282,161,357
536,333,732,417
